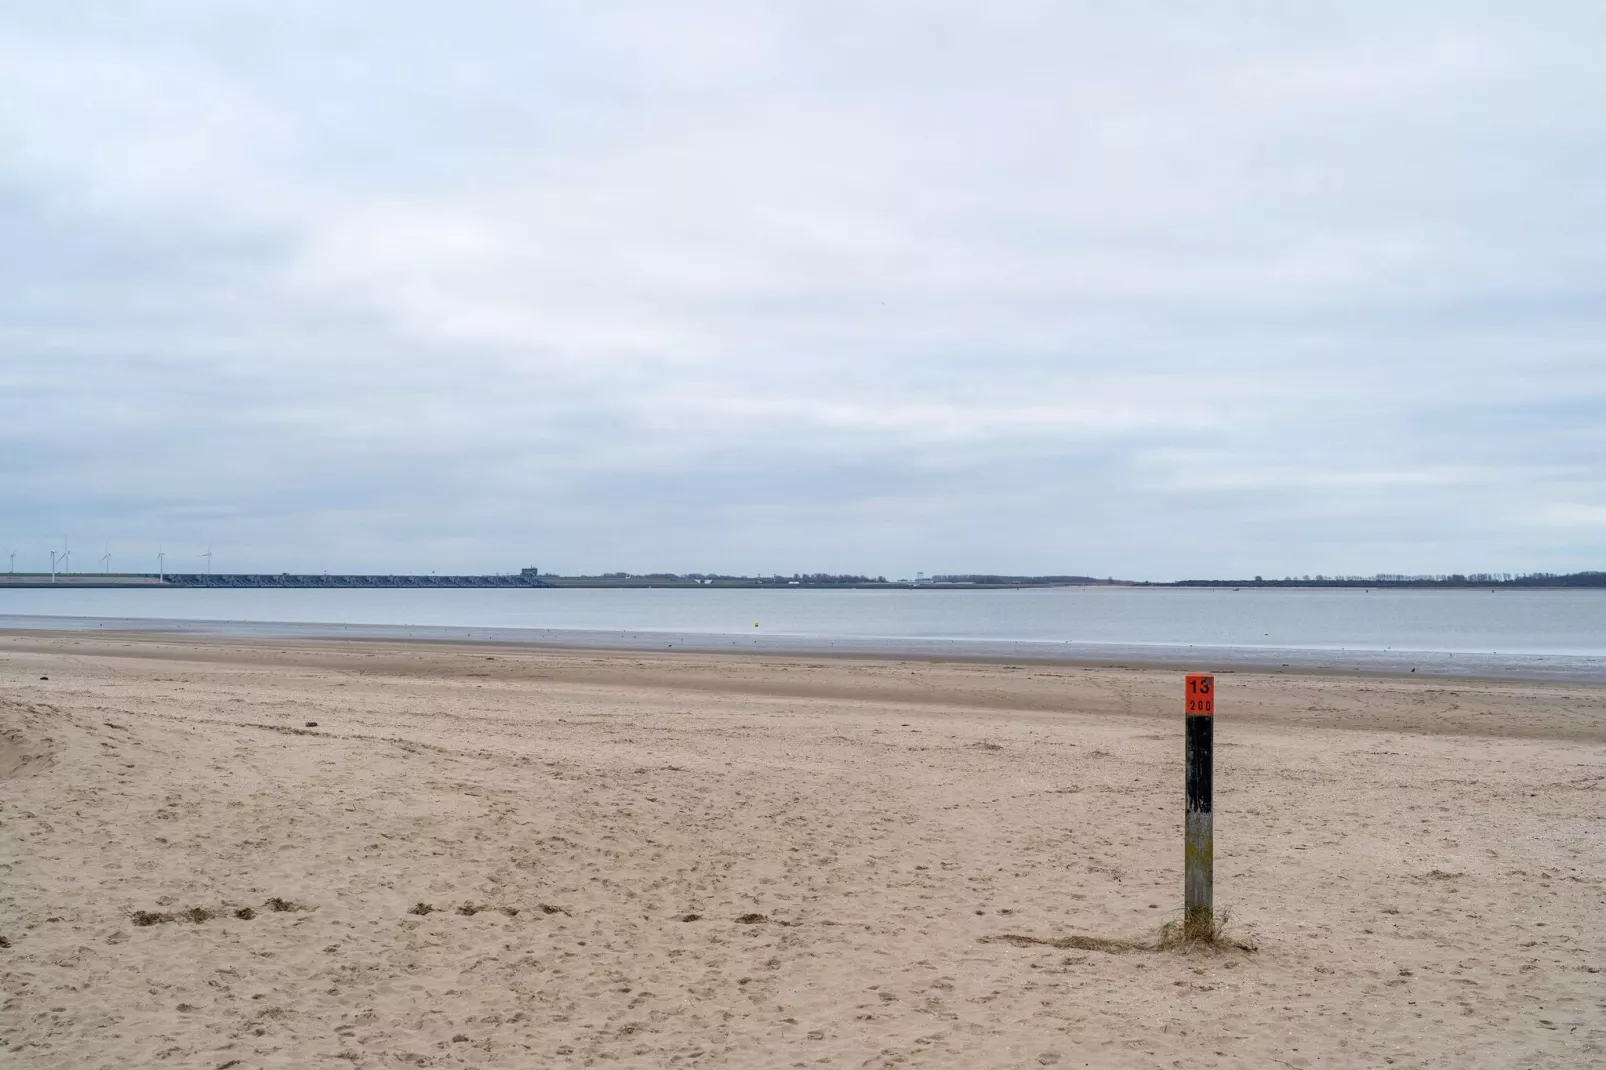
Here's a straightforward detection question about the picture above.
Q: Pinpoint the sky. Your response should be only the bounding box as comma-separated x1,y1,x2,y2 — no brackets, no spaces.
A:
2,1,1603,580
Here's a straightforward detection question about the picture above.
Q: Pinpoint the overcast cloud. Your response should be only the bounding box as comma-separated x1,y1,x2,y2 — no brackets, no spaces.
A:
2,1,1603,578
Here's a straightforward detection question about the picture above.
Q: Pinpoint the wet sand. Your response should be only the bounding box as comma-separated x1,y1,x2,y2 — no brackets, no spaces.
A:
2,632,1604,1068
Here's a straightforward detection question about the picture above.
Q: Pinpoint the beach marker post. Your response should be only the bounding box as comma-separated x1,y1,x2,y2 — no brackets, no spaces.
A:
1184,673,1214,935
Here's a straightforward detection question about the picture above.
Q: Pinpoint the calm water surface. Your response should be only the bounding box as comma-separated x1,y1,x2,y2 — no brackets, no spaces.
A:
2,586,1604,680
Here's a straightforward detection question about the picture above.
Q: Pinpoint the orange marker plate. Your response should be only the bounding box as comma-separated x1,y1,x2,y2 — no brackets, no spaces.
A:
1185,673,1214,715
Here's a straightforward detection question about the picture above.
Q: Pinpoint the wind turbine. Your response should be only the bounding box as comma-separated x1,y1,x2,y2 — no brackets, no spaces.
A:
49,550,58,582
200,544,213,575
60,540,71,575
157,546,166,582
102,544,112,573
5,549,14,574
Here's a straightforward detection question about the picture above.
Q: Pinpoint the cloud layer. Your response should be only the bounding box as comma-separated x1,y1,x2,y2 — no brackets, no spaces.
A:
2,2,1603,577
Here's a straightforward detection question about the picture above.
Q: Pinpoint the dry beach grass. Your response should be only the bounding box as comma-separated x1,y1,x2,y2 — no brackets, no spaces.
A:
2,632,1604,1068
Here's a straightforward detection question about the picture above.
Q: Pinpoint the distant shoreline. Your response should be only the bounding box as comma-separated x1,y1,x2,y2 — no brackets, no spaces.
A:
1,573,1602,590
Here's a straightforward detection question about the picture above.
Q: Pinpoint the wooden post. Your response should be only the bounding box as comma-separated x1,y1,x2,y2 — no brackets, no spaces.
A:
1184,673,1214,936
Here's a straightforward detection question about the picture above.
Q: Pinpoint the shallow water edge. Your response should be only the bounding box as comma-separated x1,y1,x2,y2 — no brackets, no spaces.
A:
4,614,1604,684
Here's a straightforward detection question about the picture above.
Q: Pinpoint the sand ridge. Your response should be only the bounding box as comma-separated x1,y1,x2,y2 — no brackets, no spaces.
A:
1,634,1604,1067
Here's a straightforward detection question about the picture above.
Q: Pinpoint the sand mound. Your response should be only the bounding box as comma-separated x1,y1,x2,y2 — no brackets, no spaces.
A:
0,700,53,779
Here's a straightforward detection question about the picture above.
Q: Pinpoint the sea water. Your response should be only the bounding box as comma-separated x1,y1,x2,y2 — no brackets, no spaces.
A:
3,585,1604,682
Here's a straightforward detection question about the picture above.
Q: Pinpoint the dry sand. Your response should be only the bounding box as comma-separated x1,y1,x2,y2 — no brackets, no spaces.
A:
1,632,1604,1069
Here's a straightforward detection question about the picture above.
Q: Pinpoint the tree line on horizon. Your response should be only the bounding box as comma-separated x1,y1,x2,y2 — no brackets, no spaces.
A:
1165,571,1606,588
931,574,1110,585
583,572,889,584
546,570,1604,587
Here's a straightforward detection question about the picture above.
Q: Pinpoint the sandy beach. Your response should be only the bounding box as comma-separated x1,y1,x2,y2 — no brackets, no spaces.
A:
2,632,1604,1069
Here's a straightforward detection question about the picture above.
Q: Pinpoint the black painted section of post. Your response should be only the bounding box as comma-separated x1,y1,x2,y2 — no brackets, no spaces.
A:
1185,714,1212,812
1184,674,1214,936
